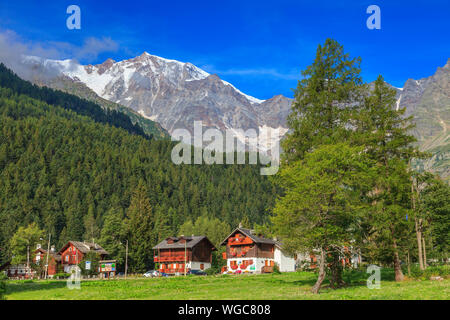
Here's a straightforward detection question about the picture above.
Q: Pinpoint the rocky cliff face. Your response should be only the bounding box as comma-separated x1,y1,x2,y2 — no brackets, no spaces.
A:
396,59,450,181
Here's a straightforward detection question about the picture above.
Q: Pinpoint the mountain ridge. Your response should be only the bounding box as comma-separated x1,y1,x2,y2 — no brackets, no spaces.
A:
9,53,450,180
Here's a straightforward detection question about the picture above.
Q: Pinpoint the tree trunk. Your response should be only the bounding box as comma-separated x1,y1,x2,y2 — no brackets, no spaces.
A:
392,237,404,282
407,250,411,276
411,178,425,271
329,250,344,288
311,248,326,294
415,218,424,270
422,235,427,269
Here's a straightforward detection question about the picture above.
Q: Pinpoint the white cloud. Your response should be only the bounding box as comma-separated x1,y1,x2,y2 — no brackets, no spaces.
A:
201,64,299,80
0,28,119,80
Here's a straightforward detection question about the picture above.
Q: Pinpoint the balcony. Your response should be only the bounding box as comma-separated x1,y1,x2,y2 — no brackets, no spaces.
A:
154,256,188,262
228,236,253,246
160,268,188,274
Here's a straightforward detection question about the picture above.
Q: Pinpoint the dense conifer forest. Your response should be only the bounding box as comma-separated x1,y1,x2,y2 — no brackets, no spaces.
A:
0,66,278,270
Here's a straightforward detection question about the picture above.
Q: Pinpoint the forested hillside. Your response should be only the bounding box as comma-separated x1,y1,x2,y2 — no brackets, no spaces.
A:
0,64,149,139
0,68,278,269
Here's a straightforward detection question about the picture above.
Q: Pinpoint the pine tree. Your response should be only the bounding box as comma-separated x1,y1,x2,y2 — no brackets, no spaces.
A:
356,76,425,281
123,182,155,273
99,207,126,269
271,143,373,293
273,39,368,292
83,205,99,242
282,38,363,162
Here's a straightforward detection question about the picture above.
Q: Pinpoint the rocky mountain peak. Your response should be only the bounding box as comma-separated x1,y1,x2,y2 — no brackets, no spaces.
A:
444,58,450,69
97,58,116,74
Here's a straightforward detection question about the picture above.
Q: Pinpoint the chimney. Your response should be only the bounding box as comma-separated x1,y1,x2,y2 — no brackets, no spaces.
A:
50,245,55,253
36,244,41,250
238,223,242,228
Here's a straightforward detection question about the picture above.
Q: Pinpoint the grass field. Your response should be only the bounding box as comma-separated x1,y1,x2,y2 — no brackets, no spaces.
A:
4,269,449,300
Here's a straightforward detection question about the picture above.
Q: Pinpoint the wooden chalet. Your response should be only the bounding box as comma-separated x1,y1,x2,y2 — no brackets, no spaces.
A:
221,226,296,274
153,236,216,275
33,245,61,277
59,241,108,272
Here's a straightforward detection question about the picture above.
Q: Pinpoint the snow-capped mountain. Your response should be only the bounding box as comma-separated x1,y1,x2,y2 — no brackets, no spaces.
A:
30,52,292,152
17,53,449,179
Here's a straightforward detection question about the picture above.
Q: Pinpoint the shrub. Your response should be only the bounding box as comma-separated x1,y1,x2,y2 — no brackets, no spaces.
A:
407,265,450,280
273,263,281,274
205,267,218,276
0,272,7,300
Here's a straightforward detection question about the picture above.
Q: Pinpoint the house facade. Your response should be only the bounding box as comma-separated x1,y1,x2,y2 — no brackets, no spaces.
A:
59,241,108,272
33,246,61,276
153,236,216,275
221,227,296,274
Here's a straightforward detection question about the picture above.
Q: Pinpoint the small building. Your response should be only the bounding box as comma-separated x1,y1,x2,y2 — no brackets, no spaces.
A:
33,245,61,277
59,241,108,273
153,236,216,275
99,260,117,279
221,227,296,274
1,262,33,279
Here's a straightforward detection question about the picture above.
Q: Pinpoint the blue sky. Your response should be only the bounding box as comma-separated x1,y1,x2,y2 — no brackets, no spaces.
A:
0,0,448,99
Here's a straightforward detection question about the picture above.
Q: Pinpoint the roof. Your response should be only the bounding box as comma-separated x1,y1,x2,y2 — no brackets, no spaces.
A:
220,227,279,246
152,236,216,251
35,248,62,261
59,241,108,255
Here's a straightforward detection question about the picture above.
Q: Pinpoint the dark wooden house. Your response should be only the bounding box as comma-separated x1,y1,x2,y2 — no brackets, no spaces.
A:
153,236,216,275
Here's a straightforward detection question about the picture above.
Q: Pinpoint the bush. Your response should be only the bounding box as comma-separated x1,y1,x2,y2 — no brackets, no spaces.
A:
407,265,450,280
273,263,281,274
0,272,7,300
54,273,71,279
205,267,219,276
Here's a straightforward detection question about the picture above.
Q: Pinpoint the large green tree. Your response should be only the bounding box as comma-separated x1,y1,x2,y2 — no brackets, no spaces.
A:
99,206,127,270
282,38,363,162
122,183,155,273
274,39,367,292
272,143,373,293
355,76,424,281
9,223,43,265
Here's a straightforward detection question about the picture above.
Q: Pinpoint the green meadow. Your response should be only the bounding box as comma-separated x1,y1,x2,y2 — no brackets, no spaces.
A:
4,269,449,300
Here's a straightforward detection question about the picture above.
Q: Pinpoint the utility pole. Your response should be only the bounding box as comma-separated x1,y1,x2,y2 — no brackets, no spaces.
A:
125,240,128,279
27,244,30,279
45,233,51,279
